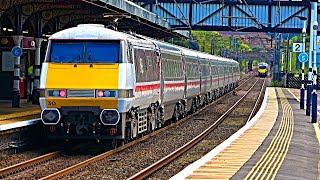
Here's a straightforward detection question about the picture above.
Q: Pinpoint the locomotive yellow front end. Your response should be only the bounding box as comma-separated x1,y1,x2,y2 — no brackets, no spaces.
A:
39,25,133,141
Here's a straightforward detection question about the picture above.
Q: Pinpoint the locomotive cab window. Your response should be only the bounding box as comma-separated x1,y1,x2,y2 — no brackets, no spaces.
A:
48,40,120,63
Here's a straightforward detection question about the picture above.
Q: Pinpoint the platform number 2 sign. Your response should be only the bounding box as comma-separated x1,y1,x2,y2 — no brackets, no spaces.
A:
293,43,303,52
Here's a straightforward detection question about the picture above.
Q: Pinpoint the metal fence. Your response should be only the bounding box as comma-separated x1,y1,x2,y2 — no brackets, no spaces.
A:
285,73,320,89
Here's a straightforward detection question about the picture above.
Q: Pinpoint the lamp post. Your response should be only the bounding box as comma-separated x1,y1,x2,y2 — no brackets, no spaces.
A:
301,19,307,109
281,51,284,72
311,20,318,123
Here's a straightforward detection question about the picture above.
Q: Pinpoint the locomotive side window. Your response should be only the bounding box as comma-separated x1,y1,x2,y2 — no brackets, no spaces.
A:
133,47,158,83
49,40,120,63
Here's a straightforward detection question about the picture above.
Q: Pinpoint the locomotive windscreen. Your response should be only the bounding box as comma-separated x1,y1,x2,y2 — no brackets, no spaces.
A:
48,40,120,63
259,65,266,69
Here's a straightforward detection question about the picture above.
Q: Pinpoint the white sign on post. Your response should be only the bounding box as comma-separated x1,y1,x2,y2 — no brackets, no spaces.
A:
293,43,303,52
317,36,320,51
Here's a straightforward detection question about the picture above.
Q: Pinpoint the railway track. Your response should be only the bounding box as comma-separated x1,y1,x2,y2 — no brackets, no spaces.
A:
0,143,89,179
0,75,256,179
0,151,61,178
128,78,266,179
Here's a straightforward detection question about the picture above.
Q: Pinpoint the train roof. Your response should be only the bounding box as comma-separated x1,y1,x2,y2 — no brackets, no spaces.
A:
49,24,238,65
49,24,135,40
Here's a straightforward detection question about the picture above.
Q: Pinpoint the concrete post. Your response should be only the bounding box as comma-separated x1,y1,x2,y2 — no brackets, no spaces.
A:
32,38,43,104
306,2,316,116
12,35,23,107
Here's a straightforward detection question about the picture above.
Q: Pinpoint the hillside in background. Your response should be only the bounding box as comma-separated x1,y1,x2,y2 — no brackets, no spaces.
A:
218,32,274,62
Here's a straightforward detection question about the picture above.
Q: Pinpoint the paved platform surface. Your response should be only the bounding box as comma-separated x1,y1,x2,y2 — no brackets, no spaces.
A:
171,87,320,179
0,101,40,121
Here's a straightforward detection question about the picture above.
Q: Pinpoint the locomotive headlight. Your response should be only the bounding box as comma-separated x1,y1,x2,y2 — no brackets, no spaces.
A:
100,109,120,125
96,90,117,98
53,90,59,97
96,90,133,98
104,90,111,97
47,90,67,97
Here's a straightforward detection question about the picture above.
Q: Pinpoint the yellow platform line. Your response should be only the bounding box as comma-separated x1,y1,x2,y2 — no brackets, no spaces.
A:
0,110,41,121
185,87,279,179
245,88,294,180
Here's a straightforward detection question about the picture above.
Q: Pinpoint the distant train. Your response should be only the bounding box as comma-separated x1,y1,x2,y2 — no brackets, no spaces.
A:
39,24,240,146
258,62,268,77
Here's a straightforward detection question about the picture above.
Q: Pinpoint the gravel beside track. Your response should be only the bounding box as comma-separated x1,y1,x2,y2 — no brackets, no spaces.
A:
5,154,92,180
0,151,41,169
61,77,258,180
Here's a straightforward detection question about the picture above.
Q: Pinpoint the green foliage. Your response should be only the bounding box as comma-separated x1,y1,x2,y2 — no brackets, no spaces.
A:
253,60,259,66
190,30,252,54
252,47,263,51
270,80,284,87
240,44,252,51
241,60,248,69
164,37,188,48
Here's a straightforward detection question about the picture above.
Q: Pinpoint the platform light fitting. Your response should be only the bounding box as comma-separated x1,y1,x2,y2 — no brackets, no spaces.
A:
103,13,131,19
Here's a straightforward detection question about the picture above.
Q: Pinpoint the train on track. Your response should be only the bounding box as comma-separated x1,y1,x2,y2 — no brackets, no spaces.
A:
40,24,240,146
258,62,268,77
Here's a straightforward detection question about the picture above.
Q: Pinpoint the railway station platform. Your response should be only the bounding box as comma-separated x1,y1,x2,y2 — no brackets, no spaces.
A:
171,87,320,180
0,101,40,119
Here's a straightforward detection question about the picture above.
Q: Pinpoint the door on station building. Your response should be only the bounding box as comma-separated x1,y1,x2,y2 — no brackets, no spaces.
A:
0,50,14,100
20,53,28,99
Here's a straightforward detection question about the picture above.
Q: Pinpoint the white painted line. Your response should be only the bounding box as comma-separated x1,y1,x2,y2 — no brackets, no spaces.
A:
0,118,41,131
170,87,270,180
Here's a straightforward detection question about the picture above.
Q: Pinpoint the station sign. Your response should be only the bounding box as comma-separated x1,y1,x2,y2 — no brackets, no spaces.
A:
22,37,35,50
11,46,23,57
293,43,303,52
0,36,14,48
317,36,320,52
298,52,308,63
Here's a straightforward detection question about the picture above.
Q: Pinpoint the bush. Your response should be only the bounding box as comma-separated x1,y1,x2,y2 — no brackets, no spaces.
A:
270,80,284,87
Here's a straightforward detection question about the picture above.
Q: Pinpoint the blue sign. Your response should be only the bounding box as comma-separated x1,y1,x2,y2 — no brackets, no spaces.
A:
298,52,308,63
316,52,320,67
11,46,22,57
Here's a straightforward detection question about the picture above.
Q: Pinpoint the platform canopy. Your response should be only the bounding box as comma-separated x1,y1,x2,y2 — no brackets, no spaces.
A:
0,0,188,39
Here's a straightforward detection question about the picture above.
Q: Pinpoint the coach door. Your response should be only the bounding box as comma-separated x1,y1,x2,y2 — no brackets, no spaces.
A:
198,59,201,93
182,56,187,99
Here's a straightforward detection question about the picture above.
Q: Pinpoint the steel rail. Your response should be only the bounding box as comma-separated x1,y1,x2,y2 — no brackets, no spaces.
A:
0,151,61,178
246,78,267,123
40,75,252,180
128,78,260,180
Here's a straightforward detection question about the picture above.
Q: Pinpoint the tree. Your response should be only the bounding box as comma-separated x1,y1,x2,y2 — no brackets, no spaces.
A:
191,31,252,55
